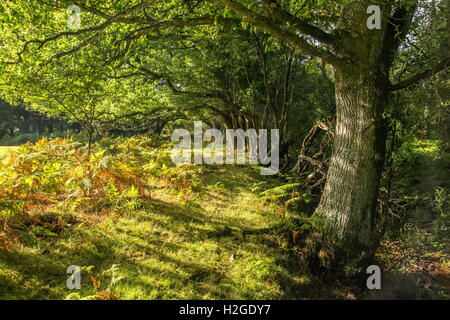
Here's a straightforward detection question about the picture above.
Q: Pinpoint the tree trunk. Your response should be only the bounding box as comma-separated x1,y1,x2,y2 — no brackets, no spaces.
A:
314,64,388,258
309,0,409,262
87,132,92,156
47,119,54,134
21,112,31,133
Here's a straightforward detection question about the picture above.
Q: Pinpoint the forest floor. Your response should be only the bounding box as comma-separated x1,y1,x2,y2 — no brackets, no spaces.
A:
0,140,448,300
0,155,330,300
367,140,450,299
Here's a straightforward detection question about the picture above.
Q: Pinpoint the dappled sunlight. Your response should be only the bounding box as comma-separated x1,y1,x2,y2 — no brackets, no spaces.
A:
0,138,311,299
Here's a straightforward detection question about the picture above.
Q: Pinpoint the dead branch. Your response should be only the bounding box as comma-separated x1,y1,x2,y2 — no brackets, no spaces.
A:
291,121,334,191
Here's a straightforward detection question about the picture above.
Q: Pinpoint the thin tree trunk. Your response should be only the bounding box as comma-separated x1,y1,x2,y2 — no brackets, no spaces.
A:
88,133,92,156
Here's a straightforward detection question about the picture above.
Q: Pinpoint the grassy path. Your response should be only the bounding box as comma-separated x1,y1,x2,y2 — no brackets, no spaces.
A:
0,165,312,299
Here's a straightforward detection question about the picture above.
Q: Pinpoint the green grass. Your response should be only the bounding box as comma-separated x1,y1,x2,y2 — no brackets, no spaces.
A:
0,165,314,300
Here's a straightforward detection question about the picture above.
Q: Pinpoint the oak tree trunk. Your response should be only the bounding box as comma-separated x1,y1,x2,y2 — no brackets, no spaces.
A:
312,1,395,258
314,65,388,257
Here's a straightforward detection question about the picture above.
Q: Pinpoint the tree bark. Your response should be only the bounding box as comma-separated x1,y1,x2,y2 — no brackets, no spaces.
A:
314,61,389,257
311,1,392,256
308,0,413,261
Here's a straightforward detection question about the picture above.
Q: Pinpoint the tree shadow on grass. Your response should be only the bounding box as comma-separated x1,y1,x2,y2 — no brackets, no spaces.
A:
0,165,318,299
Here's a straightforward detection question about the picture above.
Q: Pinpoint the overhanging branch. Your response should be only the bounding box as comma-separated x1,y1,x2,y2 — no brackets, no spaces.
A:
205,0,340,65
389,56,450,91
260,0,335,45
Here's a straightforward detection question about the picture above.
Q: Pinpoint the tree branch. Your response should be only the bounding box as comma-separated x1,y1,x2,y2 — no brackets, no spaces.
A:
389,56,450,91
205,0,341,65
12,0,156,66
260,0,335,45
382,3,417,67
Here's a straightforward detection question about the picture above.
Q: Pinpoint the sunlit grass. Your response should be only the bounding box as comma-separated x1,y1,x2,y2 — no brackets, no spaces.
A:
410,139,442,160
0,162,310,299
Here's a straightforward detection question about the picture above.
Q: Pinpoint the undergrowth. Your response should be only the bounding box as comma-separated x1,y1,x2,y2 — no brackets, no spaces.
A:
0,136,200,252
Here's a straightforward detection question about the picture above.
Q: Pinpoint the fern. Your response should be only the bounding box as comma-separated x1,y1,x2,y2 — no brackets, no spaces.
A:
259,183,311,207
260,183,302,196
